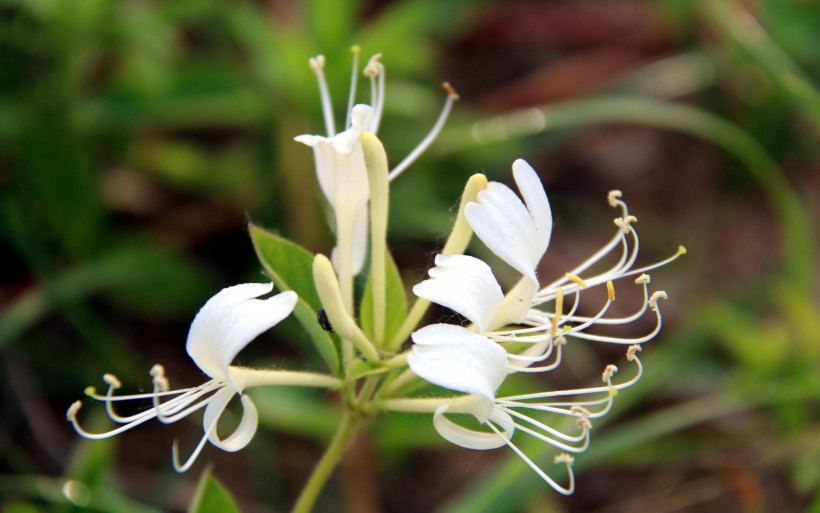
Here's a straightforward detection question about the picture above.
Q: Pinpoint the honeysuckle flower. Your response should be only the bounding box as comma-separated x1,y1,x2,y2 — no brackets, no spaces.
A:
413,159,684,371
67,283,338,471
295,51,458,283
404,322,646,495
465,158,552,284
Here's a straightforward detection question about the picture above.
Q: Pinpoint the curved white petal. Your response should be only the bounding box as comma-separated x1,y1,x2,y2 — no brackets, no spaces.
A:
413,254,504,332
186,283,297,382
465,160,552,282
409,324,507,402
513,159,552,254
433,404,515,450
202,387,259,453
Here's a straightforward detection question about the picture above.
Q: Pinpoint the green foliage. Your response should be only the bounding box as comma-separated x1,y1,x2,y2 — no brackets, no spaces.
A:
188,468,242,513
250,223,342,374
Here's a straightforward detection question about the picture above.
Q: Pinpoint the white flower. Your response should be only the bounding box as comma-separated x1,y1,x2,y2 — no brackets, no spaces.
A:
407,322,647,495
413,160,684,371
465,159,552,284
67,283,297,472
295,52,458,277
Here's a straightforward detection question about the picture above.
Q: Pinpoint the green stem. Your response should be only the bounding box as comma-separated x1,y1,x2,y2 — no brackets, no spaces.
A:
291,412,361,513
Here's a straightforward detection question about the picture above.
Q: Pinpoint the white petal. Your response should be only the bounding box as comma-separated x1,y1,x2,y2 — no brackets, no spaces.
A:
202,387,258,452
409,324,507,401
465,160,552,282
512,159,552,254
186,283,297,381
433,404,515,450
412,254,504,332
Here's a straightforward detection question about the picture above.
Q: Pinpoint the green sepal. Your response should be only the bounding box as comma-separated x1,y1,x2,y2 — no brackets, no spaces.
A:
188,467,241,513
249,223,341,375
360,250,407,346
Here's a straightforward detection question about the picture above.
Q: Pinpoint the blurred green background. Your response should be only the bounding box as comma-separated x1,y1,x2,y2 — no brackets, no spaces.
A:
1,0,818,512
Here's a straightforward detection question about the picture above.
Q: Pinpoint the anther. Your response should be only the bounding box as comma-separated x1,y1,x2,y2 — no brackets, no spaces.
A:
627,345,642,361
84,386,96,396
150,364,165,378
554,453,575,465
649,291,668,310
602,364,618,382
103,374,121,389
554,334,567,346
309,55,326,73
364,54,383,77
571,405,592,417
576,417,592,430
551,287,564,336
607,190,623,208
678,245,687,255
442,82,460,100
565,273,588,288
635,274,651,285
66,401,82,421
606,281,615,302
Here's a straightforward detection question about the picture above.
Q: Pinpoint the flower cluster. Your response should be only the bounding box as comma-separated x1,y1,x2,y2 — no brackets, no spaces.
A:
67,49,682,507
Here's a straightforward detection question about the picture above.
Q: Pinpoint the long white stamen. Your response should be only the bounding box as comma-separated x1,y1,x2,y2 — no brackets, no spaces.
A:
504,408,590,446
487,421,576,495
388,83,460,182
309,55,336,137
171,389,235,472
345,46,361,130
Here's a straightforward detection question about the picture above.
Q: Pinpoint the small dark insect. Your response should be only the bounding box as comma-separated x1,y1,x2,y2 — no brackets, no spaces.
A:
317,308,334,332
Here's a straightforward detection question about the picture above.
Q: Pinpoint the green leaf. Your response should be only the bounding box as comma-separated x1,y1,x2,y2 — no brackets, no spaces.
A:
360,250,407,345
249,223,341,375
188,468,241,513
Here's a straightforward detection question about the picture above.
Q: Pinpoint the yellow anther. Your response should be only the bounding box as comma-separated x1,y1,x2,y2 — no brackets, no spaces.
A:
649,291,668,310
84,386,96,396
102,374,121,389
150,364,165,378
364,53,383,77
309,55,325,72
554,453,575,465
565,273,588,288
678,245,687,255
607,190,623,207
350,45,361,55
66,401,82,421
602,364,618,382
635,274,651,285
442,82,460,100
551,287,564,336
627,344,642,361
606,280,615,302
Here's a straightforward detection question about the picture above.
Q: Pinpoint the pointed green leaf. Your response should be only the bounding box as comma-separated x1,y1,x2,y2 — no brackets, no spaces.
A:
188,467,241,513
249,223,341,375
360,250,407,345
346,358,390,381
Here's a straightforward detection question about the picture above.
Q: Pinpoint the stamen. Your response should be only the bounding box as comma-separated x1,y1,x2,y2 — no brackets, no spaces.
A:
613,215,638,234
345,46,361,130
309,55,336,137
103,374,121,389
635,274,651,285
606,281,615,301
66,401,82,421
565,273,588,288
602,364,618,383
551,287,564,336
649,291,668,310
388,82,460,181
607,190,623,208
554,453,574,465
626,344,642,361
